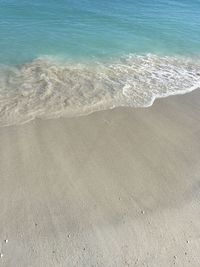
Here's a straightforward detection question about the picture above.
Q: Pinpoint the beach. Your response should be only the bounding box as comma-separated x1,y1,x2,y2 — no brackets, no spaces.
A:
0,89,200,266
1,0,200,266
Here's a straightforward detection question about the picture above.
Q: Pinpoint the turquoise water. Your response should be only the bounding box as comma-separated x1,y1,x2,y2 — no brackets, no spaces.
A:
0,0,200,126
0,0,200,64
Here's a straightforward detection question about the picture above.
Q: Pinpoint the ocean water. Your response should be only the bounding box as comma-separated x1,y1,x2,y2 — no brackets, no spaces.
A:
0,0,200,126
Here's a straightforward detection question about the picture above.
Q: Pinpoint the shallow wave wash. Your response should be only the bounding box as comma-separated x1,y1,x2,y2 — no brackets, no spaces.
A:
0,54,200,126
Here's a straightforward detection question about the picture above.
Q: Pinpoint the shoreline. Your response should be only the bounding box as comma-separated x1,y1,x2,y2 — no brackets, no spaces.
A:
0,89,200,266
1,85,200,129
1,54,200,128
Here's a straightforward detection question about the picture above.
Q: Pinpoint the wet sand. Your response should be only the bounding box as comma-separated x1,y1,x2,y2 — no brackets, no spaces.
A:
0,90,200,266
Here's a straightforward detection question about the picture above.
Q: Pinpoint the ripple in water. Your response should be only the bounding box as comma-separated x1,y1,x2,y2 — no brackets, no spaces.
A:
0,54,200,127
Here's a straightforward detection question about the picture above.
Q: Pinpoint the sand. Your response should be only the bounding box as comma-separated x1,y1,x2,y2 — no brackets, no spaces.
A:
0,90,200,266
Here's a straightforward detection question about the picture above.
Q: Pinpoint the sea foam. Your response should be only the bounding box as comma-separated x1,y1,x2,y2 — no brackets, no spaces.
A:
0,54,200,127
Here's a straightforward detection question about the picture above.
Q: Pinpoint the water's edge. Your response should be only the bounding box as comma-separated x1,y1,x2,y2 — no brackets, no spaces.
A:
0,54,200,127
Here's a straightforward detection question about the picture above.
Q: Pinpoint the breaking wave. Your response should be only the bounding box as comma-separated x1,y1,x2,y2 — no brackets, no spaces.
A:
0,54,200,126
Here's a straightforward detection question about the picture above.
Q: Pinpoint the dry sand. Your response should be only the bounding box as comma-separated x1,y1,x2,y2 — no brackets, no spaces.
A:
0,90,200,266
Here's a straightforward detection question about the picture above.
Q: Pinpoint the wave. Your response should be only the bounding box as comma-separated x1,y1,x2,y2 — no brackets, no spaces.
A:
0,54,200,127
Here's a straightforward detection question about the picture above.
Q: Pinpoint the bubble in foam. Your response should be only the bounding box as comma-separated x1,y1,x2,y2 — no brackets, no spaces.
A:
0,54,200,127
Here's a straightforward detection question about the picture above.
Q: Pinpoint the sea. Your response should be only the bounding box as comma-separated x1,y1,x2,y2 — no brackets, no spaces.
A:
0,0,200,126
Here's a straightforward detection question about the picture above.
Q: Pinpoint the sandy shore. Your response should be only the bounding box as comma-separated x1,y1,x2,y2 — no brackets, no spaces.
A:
0,90,200,266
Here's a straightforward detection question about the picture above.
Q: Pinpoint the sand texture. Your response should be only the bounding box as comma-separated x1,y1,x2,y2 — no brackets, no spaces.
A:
0,90,200,266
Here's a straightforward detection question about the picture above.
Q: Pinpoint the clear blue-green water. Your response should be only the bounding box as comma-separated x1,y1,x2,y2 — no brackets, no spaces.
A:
0,0,200,126
1,0,200,64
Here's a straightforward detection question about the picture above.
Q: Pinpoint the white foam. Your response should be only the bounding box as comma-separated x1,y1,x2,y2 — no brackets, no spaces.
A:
0,54,199,127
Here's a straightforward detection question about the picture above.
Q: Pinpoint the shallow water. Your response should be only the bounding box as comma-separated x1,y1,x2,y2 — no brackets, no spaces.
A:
0,0,200,126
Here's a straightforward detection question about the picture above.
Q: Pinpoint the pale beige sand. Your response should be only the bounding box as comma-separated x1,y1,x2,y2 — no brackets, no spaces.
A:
0,90,200,267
